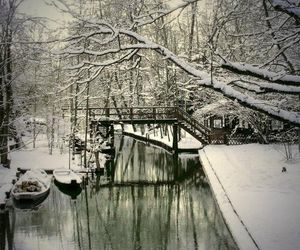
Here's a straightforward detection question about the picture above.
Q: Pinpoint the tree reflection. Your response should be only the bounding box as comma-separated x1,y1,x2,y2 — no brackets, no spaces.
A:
0,209,15,250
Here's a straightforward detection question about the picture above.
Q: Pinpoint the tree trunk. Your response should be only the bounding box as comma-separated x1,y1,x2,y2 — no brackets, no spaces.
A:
0,61,8,166
0,30,13,168
188,2,197,60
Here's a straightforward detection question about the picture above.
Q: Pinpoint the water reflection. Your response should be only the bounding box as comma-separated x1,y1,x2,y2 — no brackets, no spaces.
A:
110,135,204,185
1,136,238,250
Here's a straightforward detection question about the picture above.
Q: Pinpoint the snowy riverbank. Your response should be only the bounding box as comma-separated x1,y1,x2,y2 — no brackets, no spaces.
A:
200,144,300,250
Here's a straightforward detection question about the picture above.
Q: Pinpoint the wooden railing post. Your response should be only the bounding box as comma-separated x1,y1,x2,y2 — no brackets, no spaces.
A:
153,108,156,120
130,108,133,120
105,107,110,117
173,122,178,151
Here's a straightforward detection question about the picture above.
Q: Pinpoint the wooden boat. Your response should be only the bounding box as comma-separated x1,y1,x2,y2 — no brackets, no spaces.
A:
13,192,49,210
11,169,51,201
54,181,82,199
53,168,82,186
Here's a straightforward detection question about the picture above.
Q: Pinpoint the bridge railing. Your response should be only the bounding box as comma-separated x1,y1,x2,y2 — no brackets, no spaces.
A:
90,106,178,121
175,107,211,135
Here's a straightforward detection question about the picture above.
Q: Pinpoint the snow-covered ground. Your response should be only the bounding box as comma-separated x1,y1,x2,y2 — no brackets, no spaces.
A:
200,144,300,250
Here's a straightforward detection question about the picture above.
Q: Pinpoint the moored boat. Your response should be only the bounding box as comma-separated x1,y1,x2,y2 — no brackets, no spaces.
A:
53,168,82,186
11,169,51,201
54,181,82,199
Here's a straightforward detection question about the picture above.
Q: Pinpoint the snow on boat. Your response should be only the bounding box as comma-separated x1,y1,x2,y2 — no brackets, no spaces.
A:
11,169,51,201
53,168,82,186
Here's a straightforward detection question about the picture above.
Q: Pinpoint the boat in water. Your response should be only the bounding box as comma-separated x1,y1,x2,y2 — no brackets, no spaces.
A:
54,181,82,199
53,168,82,186
13,191,49,210
11,169,51,201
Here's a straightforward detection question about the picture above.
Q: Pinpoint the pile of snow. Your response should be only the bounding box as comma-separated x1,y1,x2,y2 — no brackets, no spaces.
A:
13,180,42,193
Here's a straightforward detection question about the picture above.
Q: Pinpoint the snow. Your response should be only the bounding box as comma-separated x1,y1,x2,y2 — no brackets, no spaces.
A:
53,168,82,184
194,99,229,114
124,124,203,150
198,78,300,125
10,139,69,171
199,144,300,250
221,60,300,85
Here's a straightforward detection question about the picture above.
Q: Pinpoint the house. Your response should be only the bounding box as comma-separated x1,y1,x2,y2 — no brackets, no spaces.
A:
193,99,287,144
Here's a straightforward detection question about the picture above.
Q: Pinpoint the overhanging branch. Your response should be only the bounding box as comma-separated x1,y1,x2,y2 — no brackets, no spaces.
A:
221,59,300,86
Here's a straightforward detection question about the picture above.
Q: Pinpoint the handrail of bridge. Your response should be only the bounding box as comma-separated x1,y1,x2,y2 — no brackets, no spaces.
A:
90,106,178,120
175,107,211,135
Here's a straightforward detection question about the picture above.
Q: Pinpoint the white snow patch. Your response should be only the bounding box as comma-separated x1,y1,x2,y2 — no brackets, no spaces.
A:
124,124,202,149
200,144,300,250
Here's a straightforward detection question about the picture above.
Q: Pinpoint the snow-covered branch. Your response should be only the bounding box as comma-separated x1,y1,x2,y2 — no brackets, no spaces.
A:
197,78,300,125
131,0,199,29
229,80,300,94
221,59,300,86
269,0,300,22
64,49,139,70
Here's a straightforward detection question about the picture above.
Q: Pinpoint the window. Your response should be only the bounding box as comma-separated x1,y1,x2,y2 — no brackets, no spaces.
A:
213,118,222,128
271,120,283,130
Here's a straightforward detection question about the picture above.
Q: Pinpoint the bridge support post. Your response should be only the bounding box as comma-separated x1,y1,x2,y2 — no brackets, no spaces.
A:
173,122,178,151
173,152,179,180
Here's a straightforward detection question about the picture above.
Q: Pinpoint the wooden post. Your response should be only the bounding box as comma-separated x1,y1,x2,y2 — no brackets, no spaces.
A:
173,151,179,180
153,108,156,121
160,125,163,139
89,111,93,141
105,107,110,118
173,122,178,151
130,108,133,120
110,124,114,147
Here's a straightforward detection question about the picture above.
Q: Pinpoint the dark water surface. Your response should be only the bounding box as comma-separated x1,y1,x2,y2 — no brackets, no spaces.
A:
0,135,238,250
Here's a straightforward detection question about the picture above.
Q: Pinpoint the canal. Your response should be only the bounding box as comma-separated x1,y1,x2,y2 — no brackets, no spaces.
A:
0,135,238,250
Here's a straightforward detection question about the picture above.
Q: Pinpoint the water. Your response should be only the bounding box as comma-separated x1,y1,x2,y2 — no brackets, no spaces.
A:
0,135,238,250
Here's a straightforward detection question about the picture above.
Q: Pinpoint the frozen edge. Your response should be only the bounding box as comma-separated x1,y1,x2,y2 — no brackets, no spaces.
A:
199,148,258,250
